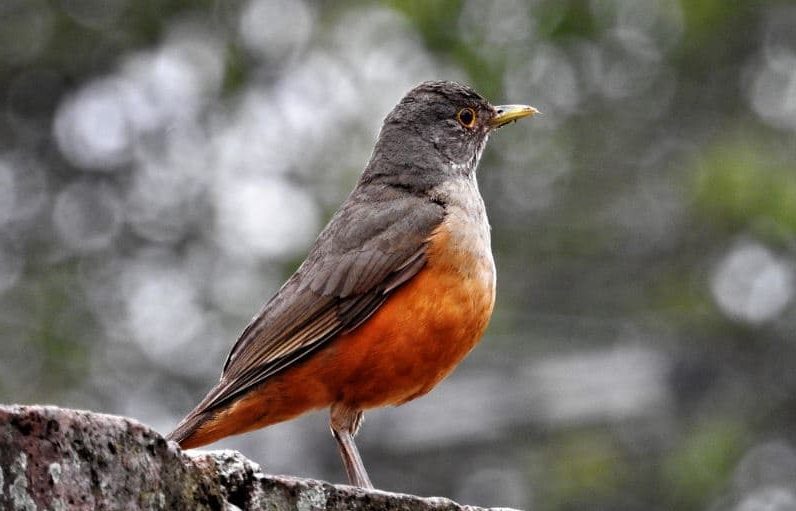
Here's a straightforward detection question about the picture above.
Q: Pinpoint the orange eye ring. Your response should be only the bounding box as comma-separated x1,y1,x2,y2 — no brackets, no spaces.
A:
456,107,477,128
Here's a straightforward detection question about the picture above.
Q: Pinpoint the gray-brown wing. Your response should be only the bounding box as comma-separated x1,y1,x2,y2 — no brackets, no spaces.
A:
193,186,445,414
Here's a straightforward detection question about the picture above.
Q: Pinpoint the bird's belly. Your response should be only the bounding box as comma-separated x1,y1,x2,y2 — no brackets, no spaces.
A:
332,220,496,409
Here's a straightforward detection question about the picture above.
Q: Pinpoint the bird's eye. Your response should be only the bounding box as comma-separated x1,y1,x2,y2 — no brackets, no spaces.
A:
456,108,477,128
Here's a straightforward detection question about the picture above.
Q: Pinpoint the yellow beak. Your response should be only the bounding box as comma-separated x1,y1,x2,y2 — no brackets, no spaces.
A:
489,104,540,128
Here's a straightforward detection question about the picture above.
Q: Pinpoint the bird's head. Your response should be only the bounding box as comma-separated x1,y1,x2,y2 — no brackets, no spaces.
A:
363,81,537,190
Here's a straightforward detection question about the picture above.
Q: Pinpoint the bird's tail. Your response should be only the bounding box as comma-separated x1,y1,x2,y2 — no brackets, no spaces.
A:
167,377,237,448
166,408,216,448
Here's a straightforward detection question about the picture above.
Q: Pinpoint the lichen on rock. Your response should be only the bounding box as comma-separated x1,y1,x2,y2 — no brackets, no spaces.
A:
0,405,517,510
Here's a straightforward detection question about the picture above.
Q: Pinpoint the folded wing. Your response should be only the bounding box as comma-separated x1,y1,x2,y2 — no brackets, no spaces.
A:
188,185,445,416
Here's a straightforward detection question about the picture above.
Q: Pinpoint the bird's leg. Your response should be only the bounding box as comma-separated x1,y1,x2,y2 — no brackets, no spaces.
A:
330,403,373,489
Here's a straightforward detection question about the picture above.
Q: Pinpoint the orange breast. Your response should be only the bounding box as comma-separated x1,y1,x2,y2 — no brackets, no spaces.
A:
332,219,496,408
191,213,495,445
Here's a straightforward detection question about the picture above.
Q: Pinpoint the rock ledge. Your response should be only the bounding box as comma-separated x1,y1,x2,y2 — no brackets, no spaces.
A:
0,405,514,510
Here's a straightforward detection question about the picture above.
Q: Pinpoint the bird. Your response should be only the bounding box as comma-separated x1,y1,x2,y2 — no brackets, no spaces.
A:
167,80,537,488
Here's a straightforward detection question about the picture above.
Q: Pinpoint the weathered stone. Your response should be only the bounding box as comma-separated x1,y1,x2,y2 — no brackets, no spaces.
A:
0,405,518,510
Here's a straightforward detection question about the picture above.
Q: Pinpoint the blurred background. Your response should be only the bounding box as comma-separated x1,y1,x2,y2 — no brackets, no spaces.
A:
2,0,796,509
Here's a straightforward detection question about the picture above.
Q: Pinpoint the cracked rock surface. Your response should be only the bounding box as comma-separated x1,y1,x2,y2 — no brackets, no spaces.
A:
0,405,516,510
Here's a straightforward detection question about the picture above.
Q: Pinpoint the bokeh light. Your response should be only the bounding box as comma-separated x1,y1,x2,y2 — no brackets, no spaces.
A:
0,154,49,234
748,6,796,132
214,176,320,259
53,182,123,253
120,253,208,360
238,0,315,64
0,244,23,294
54,79,135,171
711,241,794,325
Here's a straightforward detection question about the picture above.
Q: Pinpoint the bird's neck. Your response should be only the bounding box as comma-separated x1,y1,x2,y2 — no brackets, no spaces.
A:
360,129,482,193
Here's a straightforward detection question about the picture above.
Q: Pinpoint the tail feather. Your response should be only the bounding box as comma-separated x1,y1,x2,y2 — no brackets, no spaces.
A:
168,379,233,448
166,409,214,448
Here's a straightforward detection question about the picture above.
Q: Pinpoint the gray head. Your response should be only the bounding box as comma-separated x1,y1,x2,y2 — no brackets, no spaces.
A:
361,81,537,191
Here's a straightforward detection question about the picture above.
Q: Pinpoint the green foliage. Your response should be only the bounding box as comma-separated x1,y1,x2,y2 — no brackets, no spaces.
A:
543,431,630,509
680,0,742,42
661,420,746,510
692,139,796,243
386,0,499,95
26,265,92,399
222,42,249,95
545,0,596,40
386,0,464,51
